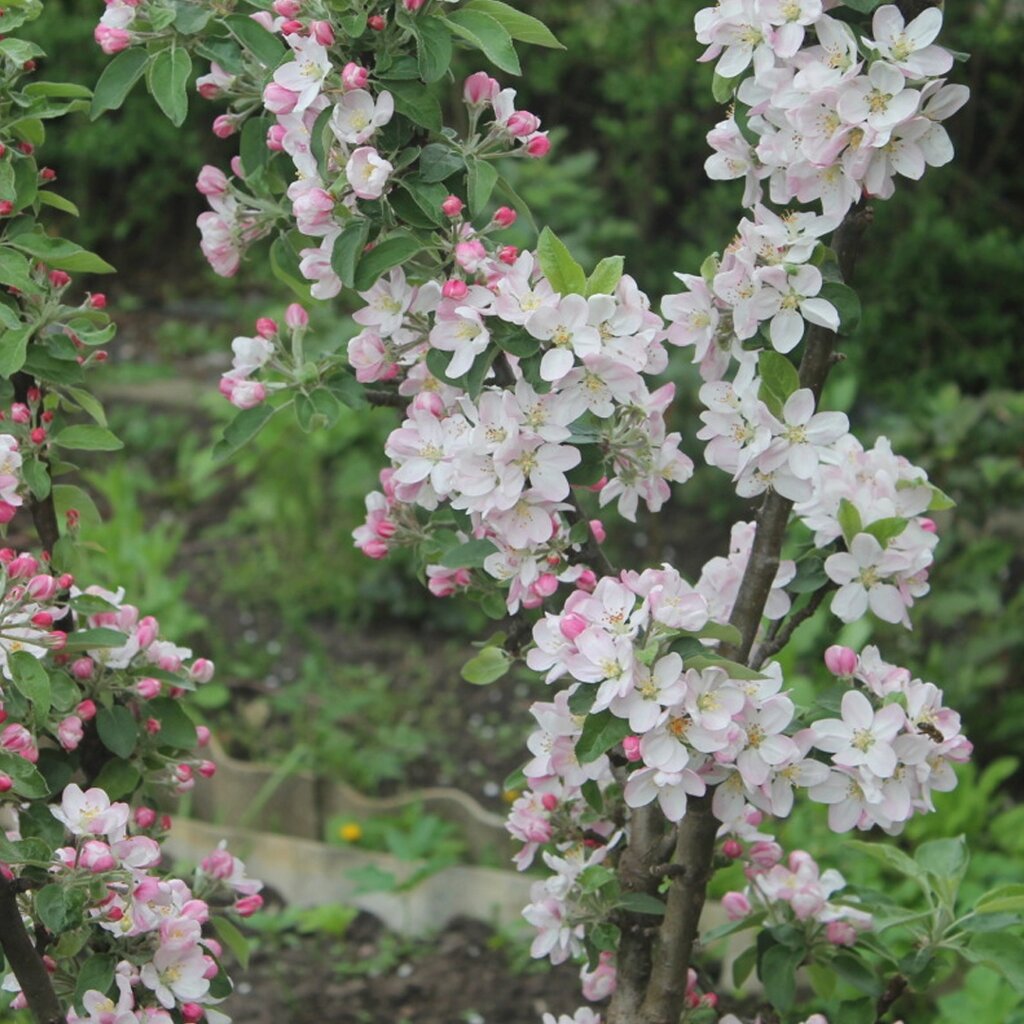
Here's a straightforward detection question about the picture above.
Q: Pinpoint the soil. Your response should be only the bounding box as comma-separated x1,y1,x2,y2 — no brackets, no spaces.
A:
224,912,587,1024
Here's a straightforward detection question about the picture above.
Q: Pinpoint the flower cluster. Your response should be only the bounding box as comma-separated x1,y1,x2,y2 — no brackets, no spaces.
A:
663,204,840,378
351,250,695,611
808,643,971,833
1,785,261,1022
722,844,873,947
698,3,968,218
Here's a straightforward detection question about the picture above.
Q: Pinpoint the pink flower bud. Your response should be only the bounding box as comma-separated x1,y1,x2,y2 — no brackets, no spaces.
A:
559,612,588,641
622,735,642,762
48,270,71,288
498,245,518,265
57,573,74,589
30,427,46,445
202,956,219,979
824,644,858,677
454,240,486,271
526,133,551,158
588,519,606,544
27,574,57,600
463,72,499,106
722,891,752,920
94,25,132,54
75,699,97,721
404,0,424,9
749,840,783,870
57,716,84,751
367,14,386,30
309,19,334,44
196,165,228,197
234,894,264,917
341,62,369,90
532,573,559,598
441,194,464,218
441,279,468,300
197,760,217,779
182,1004,205,1023
266,124,287,151
272,0,300,15
79,840,116,873
189,658,215,684
134,806,157,829
71,657,95,680
10,404,30,424
919,517,937,533
280,19,303,34
255,317,278,340
285,303,309,329
576,569,597,593
360,538,389,560
492,206,517,228
212,115,238,139
540,793,558,811
146,717,162,736
0,773,11,793
263,82,299,115
722,839,743,860
30,612,53,628
826,920,858,946
0,503,16,525
48,631,67,651
193,726,211,748
411,391,445,418
506,111,540,137
136,678,162,700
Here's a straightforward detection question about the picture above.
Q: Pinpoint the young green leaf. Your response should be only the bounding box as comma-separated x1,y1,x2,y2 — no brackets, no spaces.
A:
536,226,586,296
444,10,521,75
461,646,512,685
90,48,149,119
462,0,564,48
575,710,630,764
146,46,192,127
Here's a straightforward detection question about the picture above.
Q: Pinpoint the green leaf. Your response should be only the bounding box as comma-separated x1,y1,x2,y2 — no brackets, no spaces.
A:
11,234,115,273
53,484,102,527
575,710,630,764
444,10,521,75
568,687,596,716
0,248,35,293
0,325,30,377
760,942,803,1013
864,516,908,546
975,883,1024,916
52,424,123,451
845,839,920,880
146,45,192,127
240,115,271,177
916,835,967,879
37,190,81,217
415,15,453,83
838,498,863,545
73,955,117,1012
839,0,883,12
758,350,800,418
353,232,424,291
684,654,766,680
213,916,251,969
68,627,130,649
90,758,141,800
696,621,743,646
36,884,83,934
536,226,586,296
712,72,736,103
384,79,443,133
90,48,150,118
224,13,286,67
832,952,883,996
618,892,667,915
64,386,107,427
440,538,496,569
397,177,449,226
467,157,499,215
928,484,955,511
9,651,50,714
966,932,1024,994
96,705,138,759
418,143,465,183
820,281,861,336
269,234,311,301
585,256,624,297
461,646,512,685
461,0,564,48
149,697,197,749
213,403,276,461
0,751,49,798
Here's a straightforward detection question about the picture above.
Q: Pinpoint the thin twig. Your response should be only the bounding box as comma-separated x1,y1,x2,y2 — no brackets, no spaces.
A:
752,584,835,667
0,879,63,1024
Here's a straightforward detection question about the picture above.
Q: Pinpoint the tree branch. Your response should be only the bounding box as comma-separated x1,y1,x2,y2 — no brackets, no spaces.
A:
0,879,62,1024
751,583,835,668
607,204,873,1024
